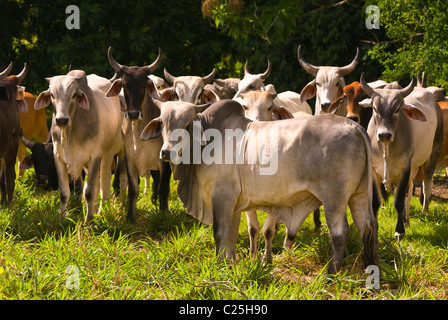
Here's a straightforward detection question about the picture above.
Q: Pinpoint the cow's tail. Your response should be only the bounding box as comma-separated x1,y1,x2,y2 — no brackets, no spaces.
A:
351,122,379,270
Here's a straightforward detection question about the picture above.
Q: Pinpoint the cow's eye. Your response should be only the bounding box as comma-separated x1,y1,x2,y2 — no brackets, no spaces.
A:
335,82,339,87
268,105,273,111
50,93,54,99
316,82,321,87
242,105,248,110
395,108,400,114
72,92,77,99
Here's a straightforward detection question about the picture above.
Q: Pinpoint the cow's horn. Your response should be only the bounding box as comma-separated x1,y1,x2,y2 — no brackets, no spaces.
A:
244,61,250,75
260,60,272,80
398,77,416,98
360,73,375,98
16,63,28,84
164,68,176,85
20,129,34,149
107,47,124,73
0,62,13,80
147,47,162,73
201,69,216,85
297,45,319,77
338,47,360,77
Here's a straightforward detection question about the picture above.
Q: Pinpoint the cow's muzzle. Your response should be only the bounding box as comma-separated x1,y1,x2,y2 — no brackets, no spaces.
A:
55,117,69,127
125,111,142,121
377,132,393,142
160,149,177,162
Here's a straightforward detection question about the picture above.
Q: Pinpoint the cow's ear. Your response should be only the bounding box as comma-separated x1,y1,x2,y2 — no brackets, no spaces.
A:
328,95,345,114
140,117,162,140
272,105,294,120
17,99,28,113
34,90,51,110
106,79,123,97
202,89,220,104
159,88,177,102
146,79,160,99
300,79,317,103
76,90,90,110
359,98,373,108
402,103,427,122
19,155,34,170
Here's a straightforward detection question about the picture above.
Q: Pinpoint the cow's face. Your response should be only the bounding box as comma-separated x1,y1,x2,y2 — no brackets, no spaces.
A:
140,100,210,162
328,82,367,123
359,75,425,143
233,60,271,99
106,67,159,121
300,67,344,113
161,69,218,104
35,75,90,127
297,45,359,114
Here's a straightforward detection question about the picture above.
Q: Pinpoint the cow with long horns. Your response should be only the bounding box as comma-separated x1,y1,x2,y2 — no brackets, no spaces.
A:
106,47,172,221
298,45,360,115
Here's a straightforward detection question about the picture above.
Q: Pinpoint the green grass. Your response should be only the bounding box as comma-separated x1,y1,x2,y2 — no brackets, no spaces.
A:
1,169,448,299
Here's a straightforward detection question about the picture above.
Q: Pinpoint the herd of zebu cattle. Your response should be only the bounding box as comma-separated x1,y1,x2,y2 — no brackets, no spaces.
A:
1,45,448,276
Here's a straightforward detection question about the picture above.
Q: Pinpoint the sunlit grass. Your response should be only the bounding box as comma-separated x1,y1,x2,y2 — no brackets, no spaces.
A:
0,169,448,299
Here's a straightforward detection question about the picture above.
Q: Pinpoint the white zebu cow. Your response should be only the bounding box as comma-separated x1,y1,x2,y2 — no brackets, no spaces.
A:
233,60,312,115
160,68,219,104
140,99,379,275
298,45,360,116
35,70,124,223
359,74,444,239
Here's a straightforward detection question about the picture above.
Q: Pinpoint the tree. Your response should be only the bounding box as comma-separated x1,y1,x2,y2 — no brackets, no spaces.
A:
367,0,448,89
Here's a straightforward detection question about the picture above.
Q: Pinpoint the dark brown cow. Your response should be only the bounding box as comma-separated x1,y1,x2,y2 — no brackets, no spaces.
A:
106,47,171,221
0,62,28,205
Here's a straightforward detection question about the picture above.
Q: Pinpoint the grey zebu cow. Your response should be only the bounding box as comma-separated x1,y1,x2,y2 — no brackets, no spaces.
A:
140,99,379,275
298,45,360,115
240,90,294,260
161,68,219,104
35,70,124,223
359,74,444,239
106,47,172,222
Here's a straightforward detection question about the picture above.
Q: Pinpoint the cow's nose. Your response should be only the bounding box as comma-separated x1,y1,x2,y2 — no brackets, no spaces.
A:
321,103,331,112
126,111,142,120
55,117,69,127
160,149,173,161
378,132,393,142
347,116,360,123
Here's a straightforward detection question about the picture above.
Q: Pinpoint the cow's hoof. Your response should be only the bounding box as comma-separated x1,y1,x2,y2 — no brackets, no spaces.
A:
394,231,405,240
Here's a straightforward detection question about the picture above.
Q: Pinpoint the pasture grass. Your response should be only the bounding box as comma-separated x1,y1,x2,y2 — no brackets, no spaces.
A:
0,170,448,300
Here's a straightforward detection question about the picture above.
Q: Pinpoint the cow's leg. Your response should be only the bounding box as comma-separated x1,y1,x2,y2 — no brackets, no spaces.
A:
115,150,127,204
323,201,350,275
262,214,277,262
54,156,71,215
125,152,139,222
149,171,159,204
98,154,114,214
0,163,5,206
84,158,101,223
313,208,321,232
404,177,414,226
394,167,411,240
212,192,240,259
349,194,379,269
4,157,16,205
158,161,171,211
245,210,260,259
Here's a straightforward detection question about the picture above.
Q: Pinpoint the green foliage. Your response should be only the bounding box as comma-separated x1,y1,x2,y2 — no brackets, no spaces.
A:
368,0,448,88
